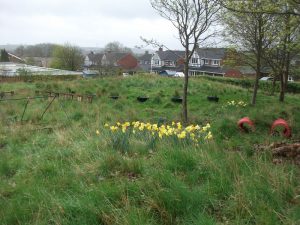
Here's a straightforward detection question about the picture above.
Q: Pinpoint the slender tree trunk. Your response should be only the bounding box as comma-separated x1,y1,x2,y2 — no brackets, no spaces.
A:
182,50,189,125
281,50,290,102
271,75,276,95
279,72,285,102
252,16,263,106
252,73,260,105
252,50,261,105
280,13,291,102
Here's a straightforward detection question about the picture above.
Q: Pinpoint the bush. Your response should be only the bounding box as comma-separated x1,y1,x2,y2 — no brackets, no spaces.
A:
201,76,300,93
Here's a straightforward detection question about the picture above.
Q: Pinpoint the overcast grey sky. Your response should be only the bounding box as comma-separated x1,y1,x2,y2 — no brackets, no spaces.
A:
0,0,182,49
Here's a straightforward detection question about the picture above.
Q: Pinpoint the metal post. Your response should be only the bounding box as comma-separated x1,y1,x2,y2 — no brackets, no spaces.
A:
21,97,30,122
40,95,56,120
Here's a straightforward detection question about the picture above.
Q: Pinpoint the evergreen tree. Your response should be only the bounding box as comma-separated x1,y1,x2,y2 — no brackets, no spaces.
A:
0,49,10,62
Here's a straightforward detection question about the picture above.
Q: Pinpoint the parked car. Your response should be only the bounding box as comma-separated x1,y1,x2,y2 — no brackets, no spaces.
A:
174,72,184,77
288,76,294,82
260,76,294,82
260,76,273,81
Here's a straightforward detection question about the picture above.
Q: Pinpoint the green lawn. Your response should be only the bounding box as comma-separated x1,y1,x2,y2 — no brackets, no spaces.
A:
0,75,299,225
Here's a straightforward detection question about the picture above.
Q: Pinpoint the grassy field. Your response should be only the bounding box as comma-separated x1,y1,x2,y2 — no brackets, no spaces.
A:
0,75,299,225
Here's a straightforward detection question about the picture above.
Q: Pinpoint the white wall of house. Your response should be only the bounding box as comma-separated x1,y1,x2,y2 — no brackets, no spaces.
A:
101,55,108,66
151,53,161,67
84,56,92,67
189,52,201,67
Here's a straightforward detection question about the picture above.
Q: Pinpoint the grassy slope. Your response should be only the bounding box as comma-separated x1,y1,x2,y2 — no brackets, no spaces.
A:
0,75,299,225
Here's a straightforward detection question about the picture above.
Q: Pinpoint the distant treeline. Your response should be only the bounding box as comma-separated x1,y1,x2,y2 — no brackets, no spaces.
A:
14,43,60,58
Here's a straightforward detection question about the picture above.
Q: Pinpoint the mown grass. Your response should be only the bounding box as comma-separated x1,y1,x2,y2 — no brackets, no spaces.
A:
0,75,299,225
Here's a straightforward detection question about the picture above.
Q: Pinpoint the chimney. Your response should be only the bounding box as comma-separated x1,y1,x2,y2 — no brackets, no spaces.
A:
145,50,149,55
159,47,163,52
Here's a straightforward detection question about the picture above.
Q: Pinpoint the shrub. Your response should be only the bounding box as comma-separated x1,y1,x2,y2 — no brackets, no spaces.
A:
201,76,300,93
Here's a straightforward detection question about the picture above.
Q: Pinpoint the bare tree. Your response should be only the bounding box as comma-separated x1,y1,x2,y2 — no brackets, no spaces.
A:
150,0,219,124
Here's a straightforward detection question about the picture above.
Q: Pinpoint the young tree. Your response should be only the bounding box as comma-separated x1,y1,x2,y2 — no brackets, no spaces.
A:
150,0,219,124
0,49,10,62
218,0,300,16
263,11,300,101
222,0,277,105
51,44,84,71
221,0,300,102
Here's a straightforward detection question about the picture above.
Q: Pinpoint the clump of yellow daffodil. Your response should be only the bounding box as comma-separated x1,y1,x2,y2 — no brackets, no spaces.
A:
226,100,247,107
102,121,213,144
110,126,118,132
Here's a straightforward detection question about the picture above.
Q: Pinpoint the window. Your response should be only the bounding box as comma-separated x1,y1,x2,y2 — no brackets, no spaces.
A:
212,60,220,66
164,60,174,66
154,60,160,66
204,59,209,65
191,58,198,64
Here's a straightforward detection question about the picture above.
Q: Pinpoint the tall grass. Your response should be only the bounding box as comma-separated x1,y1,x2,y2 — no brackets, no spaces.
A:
0,75,299,224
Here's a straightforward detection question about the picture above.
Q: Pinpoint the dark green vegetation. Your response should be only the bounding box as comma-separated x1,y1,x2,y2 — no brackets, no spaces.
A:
0,75,299,225
0,49,10,62
202,76,300,94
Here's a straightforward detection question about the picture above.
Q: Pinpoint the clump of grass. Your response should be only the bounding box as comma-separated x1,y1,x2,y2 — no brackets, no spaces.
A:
152,95,162,104
99,153,144,179
72,112,83,121
107,131,131,153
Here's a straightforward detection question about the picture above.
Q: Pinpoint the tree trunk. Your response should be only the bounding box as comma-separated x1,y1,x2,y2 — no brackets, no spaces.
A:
182,57,189,125
279,72,285,102
252,73,260,105
281,50,290,102
271,76,276,95
252,50,261,105
280,14,291,102
252,16,263,106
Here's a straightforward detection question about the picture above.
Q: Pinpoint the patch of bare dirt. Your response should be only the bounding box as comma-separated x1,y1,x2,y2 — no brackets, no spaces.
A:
258,143,300,166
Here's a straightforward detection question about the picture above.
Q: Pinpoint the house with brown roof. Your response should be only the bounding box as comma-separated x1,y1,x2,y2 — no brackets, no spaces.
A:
101,52,138,74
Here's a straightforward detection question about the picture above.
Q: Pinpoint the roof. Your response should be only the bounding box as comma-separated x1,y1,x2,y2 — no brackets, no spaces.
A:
0,62,82,76
196,48,227,59
157,50,185,62
104,52,129,64
8,53,24,61
138,52,152,61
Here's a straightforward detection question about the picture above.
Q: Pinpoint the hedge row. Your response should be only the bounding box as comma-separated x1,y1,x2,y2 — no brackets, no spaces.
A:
200,76,300,94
